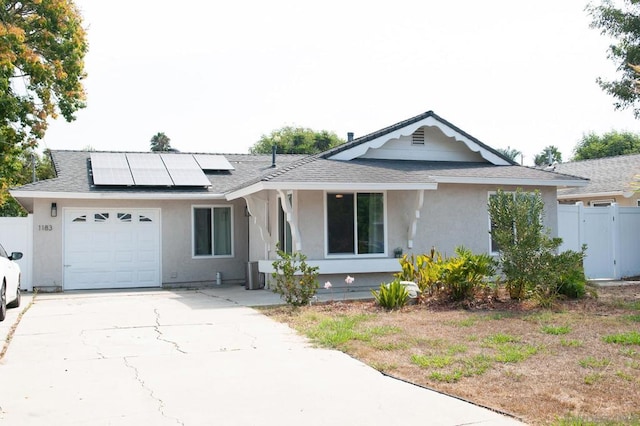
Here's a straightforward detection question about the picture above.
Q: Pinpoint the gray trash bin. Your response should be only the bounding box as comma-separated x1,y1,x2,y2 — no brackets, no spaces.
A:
246,261,264,290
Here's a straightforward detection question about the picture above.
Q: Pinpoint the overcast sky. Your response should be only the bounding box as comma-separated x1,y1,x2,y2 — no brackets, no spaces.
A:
42,0,639,165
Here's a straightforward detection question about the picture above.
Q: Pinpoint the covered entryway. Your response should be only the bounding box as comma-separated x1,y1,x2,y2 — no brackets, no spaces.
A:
63,208,161,290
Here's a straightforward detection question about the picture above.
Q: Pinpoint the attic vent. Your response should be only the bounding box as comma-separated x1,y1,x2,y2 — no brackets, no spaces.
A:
411,128,425,145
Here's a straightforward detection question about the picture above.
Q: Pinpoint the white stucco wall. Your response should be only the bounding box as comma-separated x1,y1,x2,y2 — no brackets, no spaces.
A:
256,185,559,289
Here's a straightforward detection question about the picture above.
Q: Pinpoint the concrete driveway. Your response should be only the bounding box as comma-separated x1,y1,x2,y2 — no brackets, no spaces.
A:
0,289,523,425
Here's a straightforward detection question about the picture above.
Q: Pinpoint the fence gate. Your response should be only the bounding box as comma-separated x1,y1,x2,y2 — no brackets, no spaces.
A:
558,203,640,280
0,215,33,290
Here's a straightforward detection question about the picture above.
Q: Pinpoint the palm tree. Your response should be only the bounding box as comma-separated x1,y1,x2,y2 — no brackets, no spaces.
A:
534,145,562,166
496,146,522,162
150,132,172,152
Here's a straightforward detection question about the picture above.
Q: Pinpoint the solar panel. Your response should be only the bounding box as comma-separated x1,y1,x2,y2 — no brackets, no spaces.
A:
193,154,235,171
161,154,211,186
90,153,134,186
127,153,173,186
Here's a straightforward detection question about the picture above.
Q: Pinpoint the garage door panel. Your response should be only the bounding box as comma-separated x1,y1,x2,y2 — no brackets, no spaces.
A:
115,271,134,284
137,270,157,286
64,208,161,290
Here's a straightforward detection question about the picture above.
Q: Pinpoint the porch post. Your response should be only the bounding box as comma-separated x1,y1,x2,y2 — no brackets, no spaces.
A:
243,194,271,258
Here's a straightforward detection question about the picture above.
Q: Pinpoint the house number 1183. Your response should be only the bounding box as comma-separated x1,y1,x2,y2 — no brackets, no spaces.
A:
38,225,53,231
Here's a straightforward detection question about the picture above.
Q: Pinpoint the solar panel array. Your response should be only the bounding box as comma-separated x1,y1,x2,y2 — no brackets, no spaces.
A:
91,153,135,186
90,153,233,187
162,154,212,186
193,154,235,171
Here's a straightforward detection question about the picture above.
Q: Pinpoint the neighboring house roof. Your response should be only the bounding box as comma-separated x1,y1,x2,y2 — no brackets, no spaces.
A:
553,154,640,200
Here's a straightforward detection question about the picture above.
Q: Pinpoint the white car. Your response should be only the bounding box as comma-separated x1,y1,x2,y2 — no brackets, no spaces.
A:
0,243,22,322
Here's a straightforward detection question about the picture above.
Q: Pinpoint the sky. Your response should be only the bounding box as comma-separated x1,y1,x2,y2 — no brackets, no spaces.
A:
42,0,640,166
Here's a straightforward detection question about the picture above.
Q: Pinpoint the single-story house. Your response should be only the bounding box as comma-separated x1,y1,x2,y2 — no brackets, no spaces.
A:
553,154,640,207
10,110,587,292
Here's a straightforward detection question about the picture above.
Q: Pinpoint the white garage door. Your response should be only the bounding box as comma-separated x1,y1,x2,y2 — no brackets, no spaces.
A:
63,209,161,290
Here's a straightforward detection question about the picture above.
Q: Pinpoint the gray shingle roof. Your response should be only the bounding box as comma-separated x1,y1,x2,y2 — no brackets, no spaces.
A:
553,154,640,197
260,158,586,185
13,150,308,195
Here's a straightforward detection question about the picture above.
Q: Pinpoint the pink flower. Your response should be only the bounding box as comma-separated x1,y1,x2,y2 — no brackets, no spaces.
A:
345,275,355,285
324,281,332,290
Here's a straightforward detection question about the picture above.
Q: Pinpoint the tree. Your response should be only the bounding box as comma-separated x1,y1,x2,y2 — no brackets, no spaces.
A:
534,145,562,166
0,149,55,216
1,1,87,215
489,189,560,300
150,132,172,152
588,1,640,117
572,131,640,160
496,146,522,162
249,126,344,154
1,1,88,149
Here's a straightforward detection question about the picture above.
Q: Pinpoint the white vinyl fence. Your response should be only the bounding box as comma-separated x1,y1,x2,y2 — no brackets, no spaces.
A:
558,203,640,280
0,215,33,291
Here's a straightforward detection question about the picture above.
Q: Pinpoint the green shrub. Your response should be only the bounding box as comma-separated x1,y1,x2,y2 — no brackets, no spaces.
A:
396,248,443,298
439,246,496,301
372,279,409,310
271,248,319,306
489,189,586,302
396,247,495,302
535,247,587,304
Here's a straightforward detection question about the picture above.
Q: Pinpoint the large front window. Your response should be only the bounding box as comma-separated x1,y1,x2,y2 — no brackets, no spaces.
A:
193,206,233,257
327,192,384,255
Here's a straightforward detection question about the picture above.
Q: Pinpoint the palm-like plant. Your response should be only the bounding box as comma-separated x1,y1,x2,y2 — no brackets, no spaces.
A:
150,132,172,152
496,146,522,162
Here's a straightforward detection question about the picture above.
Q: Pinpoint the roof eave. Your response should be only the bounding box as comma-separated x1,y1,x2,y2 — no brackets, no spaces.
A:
225,181,439,200
434,177,590,187
9,190,227,200
557,190,631,200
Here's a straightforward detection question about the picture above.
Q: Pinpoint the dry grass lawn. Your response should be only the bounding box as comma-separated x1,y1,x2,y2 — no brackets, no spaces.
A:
262,284,640,425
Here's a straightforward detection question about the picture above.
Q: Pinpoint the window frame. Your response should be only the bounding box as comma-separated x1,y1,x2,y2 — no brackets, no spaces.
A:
191,205,234,259
278,192,294,254
324,191,388,258
488,190,513,255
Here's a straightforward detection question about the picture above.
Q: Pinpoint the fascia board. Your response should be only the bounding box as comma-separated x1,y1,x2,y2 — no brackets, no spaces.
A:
9,190,227,200
557,190,625,200
433,177,590,187
329,115,510,165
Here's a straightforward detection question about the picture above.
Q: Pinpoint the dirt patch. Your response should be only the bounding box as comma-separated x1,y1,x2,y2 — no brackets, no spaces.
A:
262,284,640,425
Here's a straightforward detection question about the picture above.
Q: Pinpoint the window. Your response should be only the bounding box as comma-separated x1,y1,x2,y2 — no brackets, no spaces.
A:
193,206,233,257
278,194,293,254
327,192,385,255
488,190,541,254
117,213,132,222
94,213,109,222
590,199,614,207
488,192,501,253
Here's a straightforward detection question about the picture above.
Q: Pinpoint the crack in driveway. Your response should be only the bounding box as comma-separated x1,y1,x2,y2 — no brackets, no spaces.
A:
123,356,185,426
153,309,186,354
79,329,107,359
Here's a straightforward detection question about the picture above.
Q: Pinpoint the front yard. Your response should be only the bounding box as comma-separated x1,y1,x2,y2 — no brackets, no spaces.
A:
262,283,640,426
